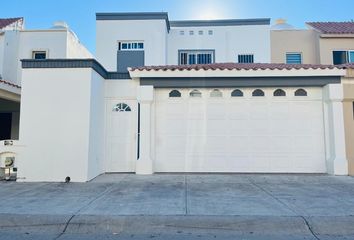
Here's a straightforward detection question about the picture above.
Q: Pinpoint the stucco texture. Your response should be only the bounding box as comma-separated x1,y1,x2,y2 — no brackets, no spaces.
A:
343,83,354,175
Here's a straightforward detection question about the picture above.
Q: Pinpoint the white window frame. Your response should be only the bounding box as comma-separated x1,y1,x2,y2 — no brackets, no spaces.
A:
179,50,215,65
286,52,302,64
118,41,144,51
32,50,48,59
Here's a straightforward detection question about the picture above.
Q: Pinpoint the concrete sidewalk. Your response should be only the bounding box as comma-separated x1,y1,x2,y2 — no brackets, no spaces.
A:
0,174,354,239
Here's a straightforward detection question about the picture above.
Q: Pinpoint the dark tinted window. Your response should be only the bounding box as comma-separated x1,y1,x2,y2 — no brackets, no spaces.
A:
252,89,265,97
231,89,243,97
295,89,307,96
169,90,181,97
33,52,46,59
333,51,348,65
273,89,286,96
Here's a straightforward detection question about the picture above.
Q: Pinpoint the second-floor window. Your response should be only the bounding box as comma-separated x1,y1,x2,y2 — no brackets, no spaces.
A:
333,50,354,65
118,41,144,51
32,51,47,59
238,54,254,63
179,50,214,65
286,53,302,64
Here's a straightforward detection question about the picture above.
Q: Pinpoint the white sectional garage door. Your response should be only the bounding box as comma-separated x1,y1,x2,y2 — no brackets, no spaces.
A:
155,88,326,173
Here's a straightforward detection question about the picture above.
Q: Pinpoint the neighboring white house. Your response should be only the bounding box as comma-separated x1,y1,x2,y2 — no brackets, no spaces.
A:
0,18,92,142
1,13,351,182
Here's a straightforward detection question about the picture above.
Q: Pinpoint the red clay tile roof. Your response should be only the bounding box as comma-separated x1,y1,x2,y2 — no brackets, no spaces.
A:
0,79,21,89
130,63,340,72
0,17,23,29
307,22,354,34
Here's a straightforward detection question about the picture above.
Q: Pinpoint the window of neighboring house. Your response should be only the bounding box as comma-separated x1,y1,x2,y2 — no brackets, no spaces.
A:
32,51,47,59
189,31,194,35
286,53,302,64
208,30,213,35
238,54,254,63
118,41,144,51
180,30,185,35
179,50,214,65
198,30,203,35
333,50,354,65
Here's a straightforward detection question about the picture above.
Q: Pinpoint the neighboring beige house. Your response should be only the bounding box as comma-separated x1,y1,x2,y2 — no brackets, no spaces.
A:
272,20,354,175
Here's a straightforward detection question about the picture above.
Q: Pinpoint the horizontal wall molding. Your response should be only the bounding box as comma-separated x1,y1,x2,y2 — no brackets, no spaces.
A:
21,59,130,79
140,76,341,88
170,18,271,27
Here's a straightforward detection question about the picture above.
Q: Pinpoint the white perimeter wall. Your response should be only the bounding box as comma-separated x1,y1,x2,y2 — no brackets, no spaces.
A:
18,67,105,182
167,25,271,64
96,19,168,71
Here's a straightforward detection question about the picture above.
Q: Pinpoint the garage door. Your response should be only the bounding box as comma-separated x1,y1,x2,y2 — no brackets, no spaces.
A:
155,88,326,173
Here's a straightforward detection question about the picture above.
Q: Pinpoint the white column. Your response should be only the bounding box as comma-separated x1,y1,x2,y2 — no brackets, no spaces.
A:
323,84,348,175
136,86,154,174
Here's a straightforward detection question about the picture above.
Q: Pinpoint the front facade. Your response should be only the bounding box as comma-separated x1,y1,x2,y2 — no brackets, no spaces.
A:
1,13,353,182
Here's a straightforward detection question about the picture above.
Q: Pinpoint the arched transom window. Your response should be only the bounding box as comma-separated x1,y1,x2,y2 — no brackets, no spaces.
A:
169,90,181,97
231,89,244,97
252,89,265,97
113,103,131,112
295,89,308,96
190,89,202,97
210,89,223,97
273,89,286,97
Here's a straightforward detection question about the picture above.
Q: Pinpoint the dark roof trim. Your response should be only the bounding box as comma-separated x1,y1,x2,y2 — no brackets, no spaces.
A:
21,59,130,80
140,76,340,88
96,12,170,31
170,18,270,27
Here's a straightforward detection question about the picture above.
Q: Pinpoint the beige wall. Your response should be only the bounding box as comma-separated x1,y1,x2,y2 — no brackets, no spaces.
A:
319,37,354,65
271,30,319,64
343,80,354,175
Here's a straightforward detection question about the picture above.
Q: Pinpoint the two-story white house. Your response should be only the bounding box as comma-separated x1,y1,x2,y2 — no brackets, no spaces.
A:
0,18,92,142
2,12,351,182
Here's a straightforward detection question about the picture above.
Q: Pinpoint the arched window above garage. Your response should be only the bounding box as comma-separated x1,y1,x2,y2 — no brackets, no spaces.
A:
295,89,308,96
210,89,223,97
231,89,244,97
169,90,181,97
273,89,286,97
190,89,202,97
252,89,265,97
113,103,131,112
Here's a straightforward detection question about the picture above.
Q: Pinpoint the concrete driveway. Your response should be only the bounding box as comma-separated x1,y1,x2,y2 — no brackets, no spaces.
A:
0,174,354,239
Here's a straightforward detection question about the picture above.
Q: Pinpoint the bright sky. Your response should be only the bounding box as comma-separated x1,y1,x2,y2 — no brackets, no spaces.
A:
1,0,354,54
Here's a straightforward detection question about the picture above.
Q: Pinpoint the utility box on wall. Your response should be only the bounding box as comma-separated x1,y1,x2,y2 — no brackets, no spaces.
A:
0,152,17,181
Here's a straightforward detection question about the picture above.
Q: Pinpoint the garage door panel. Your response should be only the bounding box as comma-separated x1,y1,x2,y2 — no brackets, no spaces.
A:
206,120,229,135
155,88,326,173
230,120,250,135
229,136,251,153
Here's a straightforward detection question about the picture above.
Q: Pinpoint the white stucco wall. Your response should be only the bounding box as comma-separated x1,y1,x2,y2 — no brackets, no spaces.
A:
1,31,21,85
66,31,93,58
87,70,105,180
96,19,168,71
167,25,271,64
18,68,101,182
